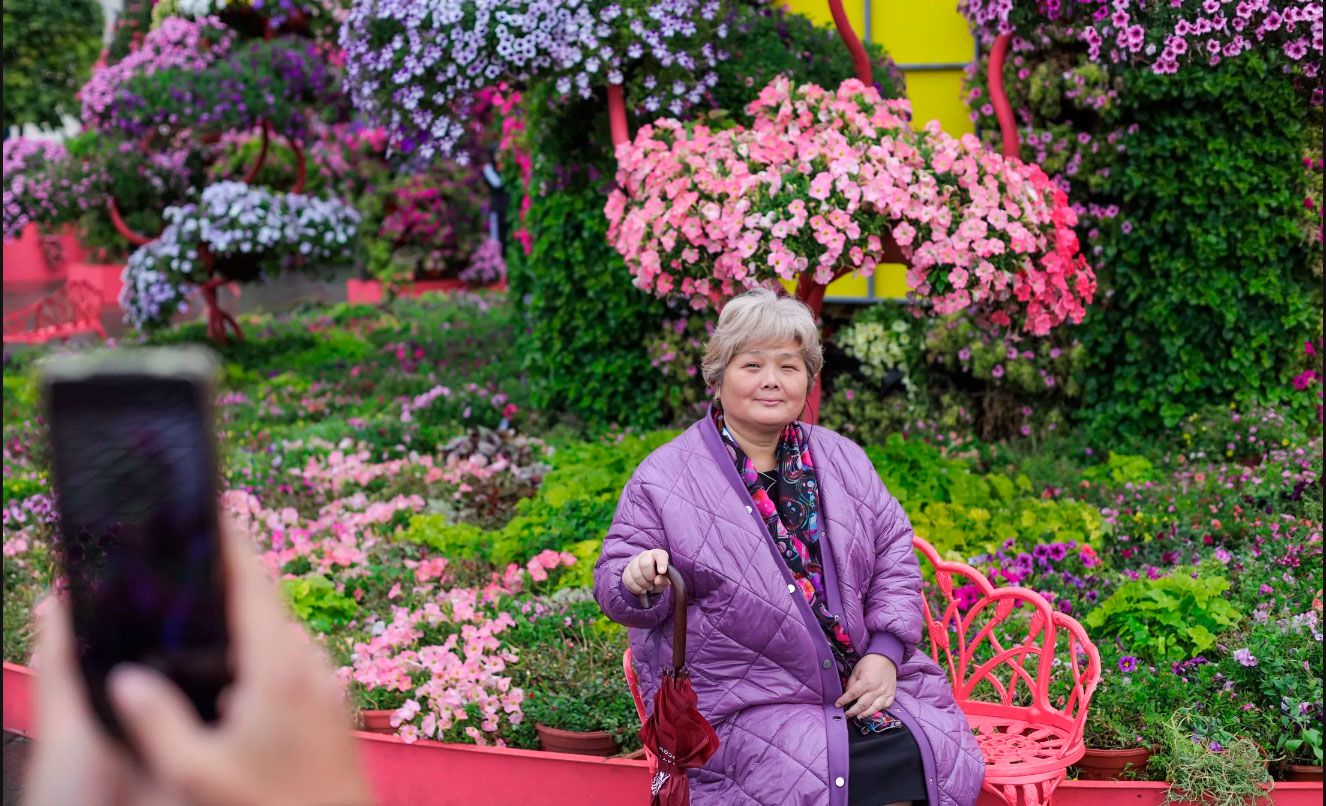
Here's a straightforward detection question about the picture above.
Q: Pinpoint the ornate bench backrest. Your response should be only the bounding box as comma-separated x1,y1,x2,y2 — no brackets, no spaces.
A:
911,536,1101,737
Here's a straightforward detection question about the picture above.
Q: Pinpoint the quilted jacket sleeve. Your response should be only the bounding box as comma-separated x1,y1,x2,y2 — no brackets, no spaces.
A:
862,480,925,667
593,479,675,630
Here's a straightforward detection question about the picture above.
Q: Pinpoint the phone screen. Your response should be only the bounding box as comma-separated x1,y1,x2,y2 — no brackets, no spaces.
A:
46,374,230,741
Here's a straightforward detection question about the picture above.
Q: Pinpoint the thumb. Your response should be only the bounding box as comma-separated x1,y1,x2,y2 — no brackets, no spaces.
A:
108,664,213,787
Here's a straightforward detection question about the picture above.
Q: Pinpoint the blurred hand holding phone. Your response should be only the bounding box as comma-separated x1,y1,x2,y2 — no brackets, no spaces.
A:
28,347,370,806
42,347,231,741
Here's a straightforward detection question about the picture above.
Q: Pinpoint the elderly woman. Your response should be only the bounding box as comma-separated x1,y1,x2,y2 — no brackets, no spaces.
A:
594,289,984,806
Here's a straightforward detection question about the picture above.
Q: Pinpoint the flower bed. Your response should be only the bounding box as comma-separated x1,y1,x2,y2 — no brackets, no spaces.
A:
2,293,1322,796
3,663,1322,805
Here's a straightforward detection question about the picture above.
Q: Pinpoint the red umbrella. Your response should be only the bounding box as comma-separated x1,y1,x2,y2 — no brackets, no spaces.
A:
637,567,720,806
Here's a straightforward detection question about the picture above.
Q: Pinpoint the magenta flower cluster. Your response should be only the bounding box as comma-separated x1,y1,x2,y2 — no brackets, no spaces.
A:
960,0,1322,104
1,138,105,241
459,238,507,288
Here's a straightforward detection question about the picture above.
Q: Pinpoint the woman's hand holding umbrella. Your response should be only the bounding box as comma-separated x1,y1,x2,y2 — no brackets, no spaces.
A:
624,549,672,596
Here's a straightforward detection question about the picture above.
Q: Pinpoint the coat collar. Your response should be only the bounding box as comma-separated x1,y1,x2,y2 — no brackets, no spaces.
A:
697,402,829,504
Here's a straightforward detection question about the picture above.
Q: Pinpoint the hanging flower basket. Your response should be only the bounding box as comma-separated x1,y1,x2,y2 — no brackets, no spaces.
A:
605,76,1097,336
120,181,360,340
340,0,725,160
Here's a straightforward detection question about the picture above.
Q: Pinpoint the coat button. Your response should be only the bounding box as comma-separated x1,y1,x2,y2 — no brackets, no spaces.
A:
822,659,832,669
787,584,796,593
746,505,753,513
835,777,845,787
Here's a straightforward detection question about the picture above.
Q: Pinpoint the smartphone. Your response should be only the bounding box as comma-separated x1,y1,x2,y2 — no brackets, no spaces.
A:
40,347,231,743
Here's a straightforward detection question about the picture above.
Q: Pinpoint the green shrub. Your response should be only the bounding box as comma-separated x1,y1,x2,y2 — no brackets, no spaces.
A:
1078,56,1321,438
502,599,639,751
1081,452,1159,486
2,0,103,130
280,574,359,635
1084,574,1242,663
909,496,1107,560
507,133,668,429
711,3,904,122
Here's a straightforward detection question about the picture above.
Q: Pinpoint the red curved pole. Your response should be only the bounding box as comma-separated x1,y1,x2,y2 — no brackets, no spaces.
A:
242,121,271,185
106,197,157,246
198,248,244,344
828,0,873,85
201,277,243,344
606,84,630,148
987,33,1020,160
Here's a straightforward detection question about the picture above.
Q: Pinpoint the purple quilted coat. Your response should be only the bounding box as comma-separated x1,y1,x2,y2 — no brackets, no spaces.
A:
594,412,985,806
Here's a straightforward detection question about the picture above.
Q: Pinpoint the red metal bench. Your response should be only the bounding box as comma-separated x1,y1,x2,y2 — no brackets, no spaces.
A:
624,536,1101,806
2,280,108,345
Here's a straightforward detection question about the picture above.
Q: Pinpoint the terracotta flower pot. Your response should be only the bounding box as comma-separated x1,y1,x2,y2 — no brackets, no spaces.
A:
1285,763,1323,782
1076,747,1151,781
358,709,398,735
534,723,620,757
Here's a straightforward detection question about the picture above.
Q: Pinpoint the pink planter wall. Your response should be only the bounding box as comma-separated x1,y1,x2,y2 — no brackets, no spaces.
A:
2,663,1321,805
65,262,125,309
2,225,61,286
345,278,508,305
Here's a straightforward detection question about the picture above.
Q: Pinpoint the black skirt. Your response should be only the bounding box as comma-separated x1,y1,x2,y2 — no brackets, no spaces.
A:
847,721,929,806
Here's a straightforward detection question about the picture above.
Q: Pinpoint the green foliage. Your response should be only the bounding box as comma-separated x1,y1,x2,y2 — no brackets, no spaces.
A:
863,433,984,506
710,4,904,121
509,173,669,429
909,495,1107,560
1079,55,1322,438
1223,621,1325,767
1,0,104,131
1084,574,1242,663
107,0,153,64
401,430,678,576
1082,658,1190,754
501,600,639,749
210,135,330,197
62,129,211,261
280,574,359,634
1153,712,1273,806
1081,451,1159,486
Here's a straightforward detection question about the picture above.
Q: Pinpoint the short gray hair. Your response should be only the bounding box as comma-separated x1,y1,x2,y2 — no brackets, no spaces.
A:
702,287,823,390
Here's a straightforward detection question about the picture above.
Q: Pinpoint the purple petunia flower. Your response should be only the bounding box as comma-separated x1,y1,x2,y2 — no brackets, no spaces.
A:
1118,656,1138,673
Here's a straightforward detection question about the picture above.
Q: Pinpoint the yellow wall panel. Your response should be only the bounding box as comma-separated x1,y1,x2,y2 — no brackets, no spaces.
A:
903,70,973,137
871,1,975,64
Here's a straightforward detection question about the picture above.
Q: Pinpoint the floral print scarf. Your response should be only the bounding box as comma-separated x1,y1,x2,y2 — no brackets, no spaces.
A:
713,404,901,735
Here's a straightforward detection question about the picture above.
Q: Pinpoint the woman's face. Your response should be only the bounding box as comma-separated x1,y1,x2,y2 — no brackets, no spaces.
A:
716,340,810,433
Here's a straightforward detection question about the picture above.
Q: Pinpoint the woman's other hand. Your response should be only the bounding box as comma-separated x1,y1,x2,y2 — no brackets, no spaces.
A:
835,653,898,719
623,549,671,596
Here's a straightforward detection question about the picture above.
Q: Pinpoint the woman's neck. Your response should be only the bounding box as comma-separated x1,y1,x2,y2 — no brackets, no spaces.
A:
723,417,781,472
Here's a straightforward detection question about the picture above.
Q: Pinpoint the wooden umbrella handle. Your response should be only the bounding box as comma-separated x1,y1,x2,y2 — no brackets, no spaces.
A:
637,566,689,673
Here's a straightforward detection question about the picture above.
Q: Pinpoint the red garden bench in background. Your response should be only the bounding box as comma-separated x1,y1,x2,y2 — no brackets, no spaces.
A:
2,280,108,345
624,536,1102,806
